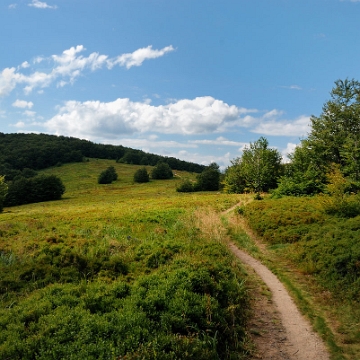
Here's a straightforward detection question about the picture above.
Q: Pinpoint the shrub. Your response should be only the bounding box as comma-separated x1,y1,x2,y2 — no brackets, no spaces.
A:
320,166,360,218
133,167,149,183
151,162,173,180
98,166,118,184
176,179,194,192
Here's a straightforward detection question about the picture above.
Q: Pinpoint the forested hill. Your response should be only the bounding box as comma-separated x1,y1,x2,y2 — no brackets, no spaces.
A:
0,133,205,178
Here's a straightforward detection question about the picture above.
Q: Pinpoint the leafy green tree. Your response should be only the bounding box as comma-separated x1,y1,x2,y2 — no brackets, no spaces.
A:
223,159,246,194
307,78,360,179
274,144,326,197
151,162,173,180
195,163,221,191
4,175,65,206
224,137,282,193
276,79,360,197
134,167,150,183
98,166,118,184
0,175,8,212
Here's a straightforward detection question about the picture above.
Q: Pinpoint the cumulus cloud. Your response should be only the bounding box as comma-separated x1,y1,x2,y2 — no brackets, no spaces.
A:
44,96,253,139
12,99,34,109
28,0,58,9
281,142,298,163
43,96,311,143
0,45,174,96
252,115,311,136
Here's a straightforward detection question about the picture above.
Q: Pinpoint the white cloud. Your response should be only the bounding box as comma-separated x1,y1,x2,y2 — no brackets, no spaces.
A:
8,4,17,9
173,150,232,169
190,137,247,147
43,96,310,142
281,142,298,163
113,138,197,150
44,96,254,139
280,85,302,90
110,45,175,69
28,0,57,9
252,115,311,136
20,61,30,69
23,110,36,117
12,99,34,109
0,45,175,96
13,121,26,128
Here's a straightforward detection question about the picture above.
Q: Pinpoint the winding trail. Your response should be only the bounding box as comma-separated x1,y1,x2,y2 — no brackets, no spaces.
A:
223,204,330,359
229,243,329,360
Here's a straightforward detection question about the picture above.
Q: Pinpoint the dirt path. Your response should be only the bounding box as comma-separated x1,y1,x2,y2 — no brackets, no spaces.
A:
229,243,330,360
222,203,330,359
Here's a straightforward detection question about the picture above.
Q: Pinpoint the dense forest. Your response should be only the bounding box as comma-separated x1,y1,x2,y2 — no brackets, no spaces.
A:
0,133,205,180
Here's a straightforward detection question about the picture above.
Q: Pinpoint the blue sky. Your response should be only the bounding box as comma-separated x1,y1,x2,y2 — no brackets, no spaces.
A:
1,0,360,169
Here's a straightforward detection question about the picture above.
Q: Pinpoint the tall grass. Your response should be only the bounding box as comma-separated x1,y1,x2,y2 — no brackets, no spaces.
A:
0,160,250,359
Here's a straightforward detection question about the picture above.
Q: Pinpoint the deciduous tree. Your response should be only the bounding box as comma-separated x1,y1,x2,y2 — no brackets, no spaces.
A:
224,137,282,193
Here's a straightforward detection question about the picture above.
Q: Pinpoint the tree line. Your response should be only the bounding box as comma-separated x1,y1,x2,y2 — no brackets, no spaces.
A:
0,133,205,180
223,79,360,203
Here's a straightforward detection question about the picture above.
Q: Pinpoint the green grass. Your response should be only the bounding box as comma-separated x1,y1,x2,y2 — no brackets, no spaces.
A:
235,196,360,360
0,159,250,359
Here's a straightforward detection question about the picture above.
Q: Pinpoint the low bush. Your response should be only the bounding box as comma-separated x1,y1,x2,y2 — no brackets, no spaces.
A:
176,179,194,192
98,166,118,184
133,167,150,183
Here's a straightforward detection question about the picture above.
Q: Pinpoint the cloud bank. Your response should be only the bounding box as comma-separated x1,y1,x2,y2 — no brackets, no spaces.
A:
44,96,309,140
0,45,175,96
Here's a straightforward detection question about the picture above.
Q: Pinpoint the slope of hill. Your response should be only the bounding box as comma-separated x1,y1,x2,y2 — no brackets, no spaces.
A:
236,196,360,359
0,160,250,359
0,133,205,180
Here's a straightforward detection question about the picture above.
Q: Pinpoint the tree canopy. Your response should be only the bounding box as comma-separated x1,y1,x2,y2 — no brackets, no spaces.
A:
224,137,282,193
275,79,360,196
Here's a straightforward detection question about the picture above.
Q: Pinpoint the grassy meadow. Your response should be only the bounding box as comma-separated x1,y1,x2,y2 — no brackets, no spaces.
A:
232,196,360,360
0,159,251,359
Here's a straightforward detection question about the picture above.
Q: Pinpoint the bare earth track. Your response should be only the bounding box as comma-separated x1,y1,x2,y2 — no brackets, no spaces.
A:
223,204,330,359
229,243,330,360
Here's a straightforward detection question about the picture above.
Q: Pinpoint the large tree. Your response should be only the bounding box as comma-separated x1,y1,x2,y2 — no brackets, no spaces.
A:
275,79,360,197
224,137,282,193
307,78,360,179
195,162,221,191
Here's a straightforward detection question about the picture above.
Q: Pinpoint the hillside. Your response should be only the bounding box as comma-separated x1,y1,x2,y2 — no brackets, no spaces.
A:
0,133,205,180
0,160,250,359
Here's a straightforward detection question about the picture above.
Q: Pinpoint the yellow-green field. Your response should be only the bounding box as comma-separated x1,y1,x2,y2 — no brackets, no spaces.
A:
0,160,251,359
